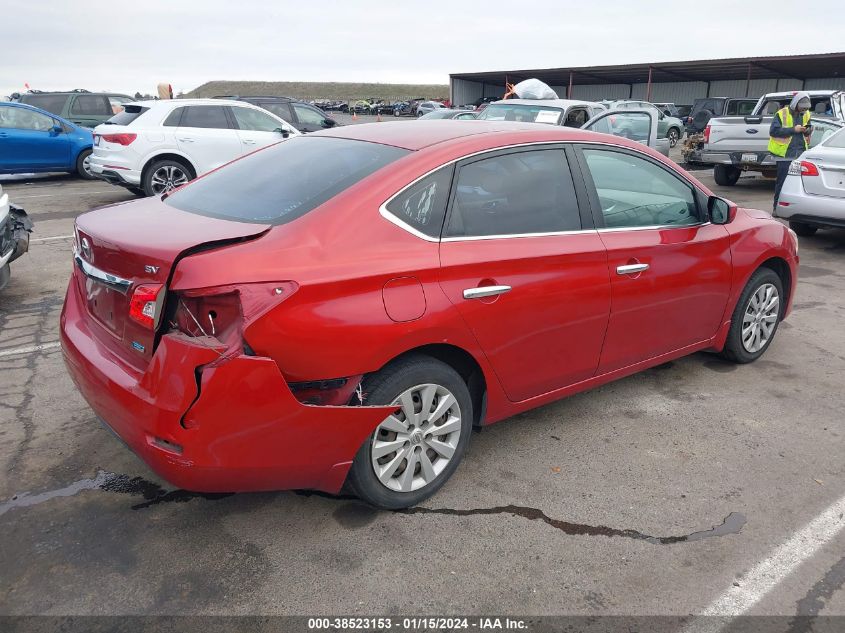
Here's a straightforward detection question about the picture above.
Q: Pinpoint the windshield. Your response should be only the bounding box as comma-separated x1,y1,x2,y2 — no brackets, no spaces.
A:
165,136,409,224
478,103,563,125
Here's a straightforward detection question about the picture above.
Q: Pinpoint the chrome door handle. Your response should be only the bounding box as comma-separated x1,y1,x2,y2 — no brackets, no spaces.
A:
177,137,194,142
616,263,649,275
243,139,257,145
463,285,512,300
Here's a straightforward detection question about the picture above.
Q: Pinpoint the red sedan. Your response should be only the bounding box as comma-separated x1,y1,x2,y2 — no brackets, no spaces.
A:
61,121,799,509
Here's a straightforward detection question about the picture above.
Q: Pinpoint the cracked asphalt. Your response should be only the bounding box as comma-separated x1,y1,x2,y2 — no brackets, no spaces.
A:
1,136,844,621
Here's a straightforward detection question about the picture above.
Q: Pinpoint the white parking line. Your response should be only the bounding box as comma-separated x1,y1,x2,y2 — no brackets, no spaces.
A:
0,342,62,358
12,191,117,200
686,492,845,632
30,235,74,243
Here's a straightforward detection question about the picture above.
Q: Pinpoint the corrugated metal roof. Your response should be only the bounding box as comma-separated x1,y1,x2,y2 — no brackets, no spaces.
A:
451,52,845,86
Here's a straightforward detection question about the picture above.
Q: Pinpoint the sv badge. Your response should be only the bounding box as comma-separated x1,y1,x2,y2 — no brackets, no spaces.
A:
144,265,160,274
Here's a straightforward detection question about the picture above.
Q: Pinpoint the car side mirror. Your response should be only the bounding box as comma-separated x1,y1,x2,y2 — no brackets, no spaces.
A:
275,127,290,138
708,196,736,224
322,118,337,128
49,124,63,136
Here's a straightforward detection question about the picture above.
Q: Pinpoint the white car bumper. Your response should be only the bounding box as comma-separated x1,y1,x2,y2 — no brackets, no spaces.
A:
774,173,845,228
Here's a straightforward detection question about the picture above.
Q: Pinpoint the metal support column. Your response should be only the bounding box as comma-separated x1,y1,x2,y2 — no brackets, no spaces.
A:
567,71,573,99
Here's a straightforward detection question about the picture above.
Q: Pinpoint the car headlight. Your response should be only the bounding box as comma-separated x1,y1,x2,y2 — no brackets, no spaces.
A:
788,227,799,256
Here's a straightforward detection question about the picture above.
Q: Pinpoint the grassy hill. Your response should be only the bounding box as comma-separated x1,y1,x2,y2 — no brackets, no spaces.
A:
186,81,449,101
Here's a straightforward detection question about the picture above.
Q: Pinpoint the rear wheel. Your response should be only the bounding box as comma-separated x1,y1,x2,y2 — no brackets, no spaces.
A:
142,159,193,197
721,267,784,363
789,221,818,237
76,149,95,179
347,356,473,509
714,164,741,186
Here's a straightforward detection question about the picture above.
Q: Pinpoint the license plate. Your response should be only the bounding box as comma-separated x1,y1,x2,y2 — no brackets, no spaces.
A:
741,153,757,163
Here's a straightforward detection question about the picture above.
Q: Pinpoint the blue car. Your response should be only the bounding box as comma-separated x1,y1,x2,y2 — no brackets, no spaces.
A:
0,102,94,178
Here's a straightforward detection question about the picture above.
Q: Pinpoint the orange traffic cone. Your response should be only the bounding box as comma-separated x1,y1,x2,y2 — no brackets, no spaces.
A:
352,110,358,121
377,112,382,122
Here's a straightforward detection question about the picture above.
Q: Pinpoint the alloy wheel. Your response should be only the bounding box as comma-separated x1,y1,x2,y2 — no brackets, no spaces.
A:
370,383,462,493
668,129,679,148
82,153,92,176
741,283,779,353
150,165,189,195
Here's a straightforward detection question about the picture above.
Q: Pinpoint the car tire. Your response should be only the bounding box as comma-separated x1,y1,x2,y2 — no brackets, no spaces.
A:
347,355,473,509
142,159,194,197
720,267,784,364
416,110,424,118
691,109,714,133
76,149,95,179
668,128,680,148
789,221,818,237
714,164,741,186
0,263,10,291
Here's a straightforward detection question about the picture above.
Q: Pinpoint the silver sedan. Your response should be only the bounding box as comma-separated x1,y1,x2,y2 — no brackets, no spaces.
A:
775,120,845,236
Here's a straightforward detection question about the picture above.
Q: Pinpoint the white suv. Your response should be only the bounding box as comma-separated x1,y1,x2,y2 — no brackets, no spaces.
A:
90,99,299,196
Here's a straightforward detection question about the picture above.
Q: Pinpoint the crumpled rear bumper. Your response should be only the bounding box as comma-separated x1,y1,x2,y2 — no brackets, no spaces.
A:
0,204,33,269
60,276,396,494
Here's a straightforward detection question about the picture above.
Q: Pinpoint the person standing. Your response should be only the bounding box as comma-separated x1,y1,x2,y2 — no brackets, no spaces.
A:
769,92,812,211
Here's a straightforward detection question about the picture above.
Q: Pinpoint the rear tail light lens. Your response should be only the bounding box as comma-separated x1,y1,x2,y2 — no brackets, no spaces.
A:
129,284,165,330
789,160,819,176
101,133,137,146
703,125,711,144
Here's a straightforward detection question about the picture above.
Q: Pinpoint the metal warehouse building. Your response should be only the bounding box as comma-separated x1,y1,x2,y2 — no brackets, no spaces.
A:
450,52,845,106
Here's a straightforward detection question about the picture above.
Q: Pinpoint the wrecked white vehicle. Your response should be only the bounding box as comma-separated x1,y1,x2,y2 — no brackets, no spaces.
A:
0,184,34,290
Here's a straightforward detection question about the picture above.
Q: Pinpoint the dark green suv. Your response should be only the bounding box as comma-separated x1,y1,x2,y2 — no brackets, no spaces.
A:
17,90,133,128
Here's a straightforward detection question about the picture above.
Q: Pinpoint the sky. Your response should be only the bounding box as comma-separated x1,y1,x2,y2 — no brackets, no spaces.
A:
4,0,845,97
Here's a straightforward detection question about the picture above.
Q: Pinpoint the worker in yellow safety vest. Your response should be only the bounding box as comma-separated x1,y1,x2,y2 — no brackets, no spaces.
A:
769,92,812,211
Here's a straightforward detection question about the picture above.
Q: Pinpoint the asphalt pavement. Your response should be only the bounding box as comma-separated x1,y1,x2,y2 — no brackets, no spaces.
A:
1,128,844,623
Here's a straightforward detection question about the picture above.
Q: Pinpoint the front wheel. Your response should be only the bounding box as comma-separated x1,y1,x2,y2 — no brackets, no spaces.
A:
667,128,680,148
347,356,473,509
721,267,784,363
76,149,95,179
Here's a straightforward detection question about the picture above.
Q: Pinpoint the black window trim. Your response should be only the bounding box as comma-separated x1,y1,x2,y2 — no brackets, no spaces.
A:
573,142,709,232
178,104,234,130
378,141,596,242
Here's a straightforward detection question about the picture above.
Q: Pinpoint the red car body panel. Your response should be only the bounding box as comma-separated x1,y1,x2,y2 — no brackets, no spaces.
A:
60,121,799,494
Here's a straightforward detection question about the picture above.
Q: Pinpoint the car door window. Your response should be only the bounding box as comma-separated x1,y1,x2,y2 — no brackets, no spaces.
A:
232,107,282,132
259,102,293,123
446,149,581,237
19,94,68,115
564,108,589,127
385,167,452,238
811,121,840,147
585,111,652,143
162,107,184,126
0,107,54,131
71,95,112,116
180,105,231,129
582,148,699,228
292,103,328,127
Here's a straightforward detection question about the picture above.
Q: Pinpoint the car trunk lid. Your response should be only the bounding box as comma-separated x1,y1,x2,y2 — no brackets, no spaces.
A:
801,147,845,200
73,196,268,368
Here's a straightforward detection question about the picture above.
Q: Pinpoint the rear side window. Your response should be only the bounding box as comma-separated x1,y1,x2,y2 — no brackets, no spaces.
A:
385,167,453,238
446,149,581,238
71,95,112,115
162,107,184,126
164,137,409,224
106,105,150,126
823,127,845,148
231,106,281,132
180,106,230,129
19,94,68,115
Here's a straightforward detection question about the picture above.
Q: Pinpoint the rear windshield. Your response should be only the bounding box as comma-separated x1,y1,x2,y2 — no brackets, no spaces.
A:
105,105,149,126
478,103,563,125
164,136,410,224
823,127,845,148
20,94,68,115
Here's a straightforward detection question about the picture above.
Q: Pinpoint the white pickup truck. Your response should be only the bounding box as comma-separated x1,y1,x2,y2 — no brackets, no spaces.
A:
695,90,845,185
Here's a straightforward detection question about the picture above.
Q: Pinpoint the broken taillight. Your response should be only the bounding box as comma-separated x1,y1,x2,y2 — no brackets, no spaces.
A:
129,284,166,330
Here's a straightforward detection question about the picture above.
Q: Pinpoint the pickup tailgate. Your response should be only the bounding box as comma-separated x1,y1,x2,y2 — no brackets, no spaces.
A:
705,116,772,154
